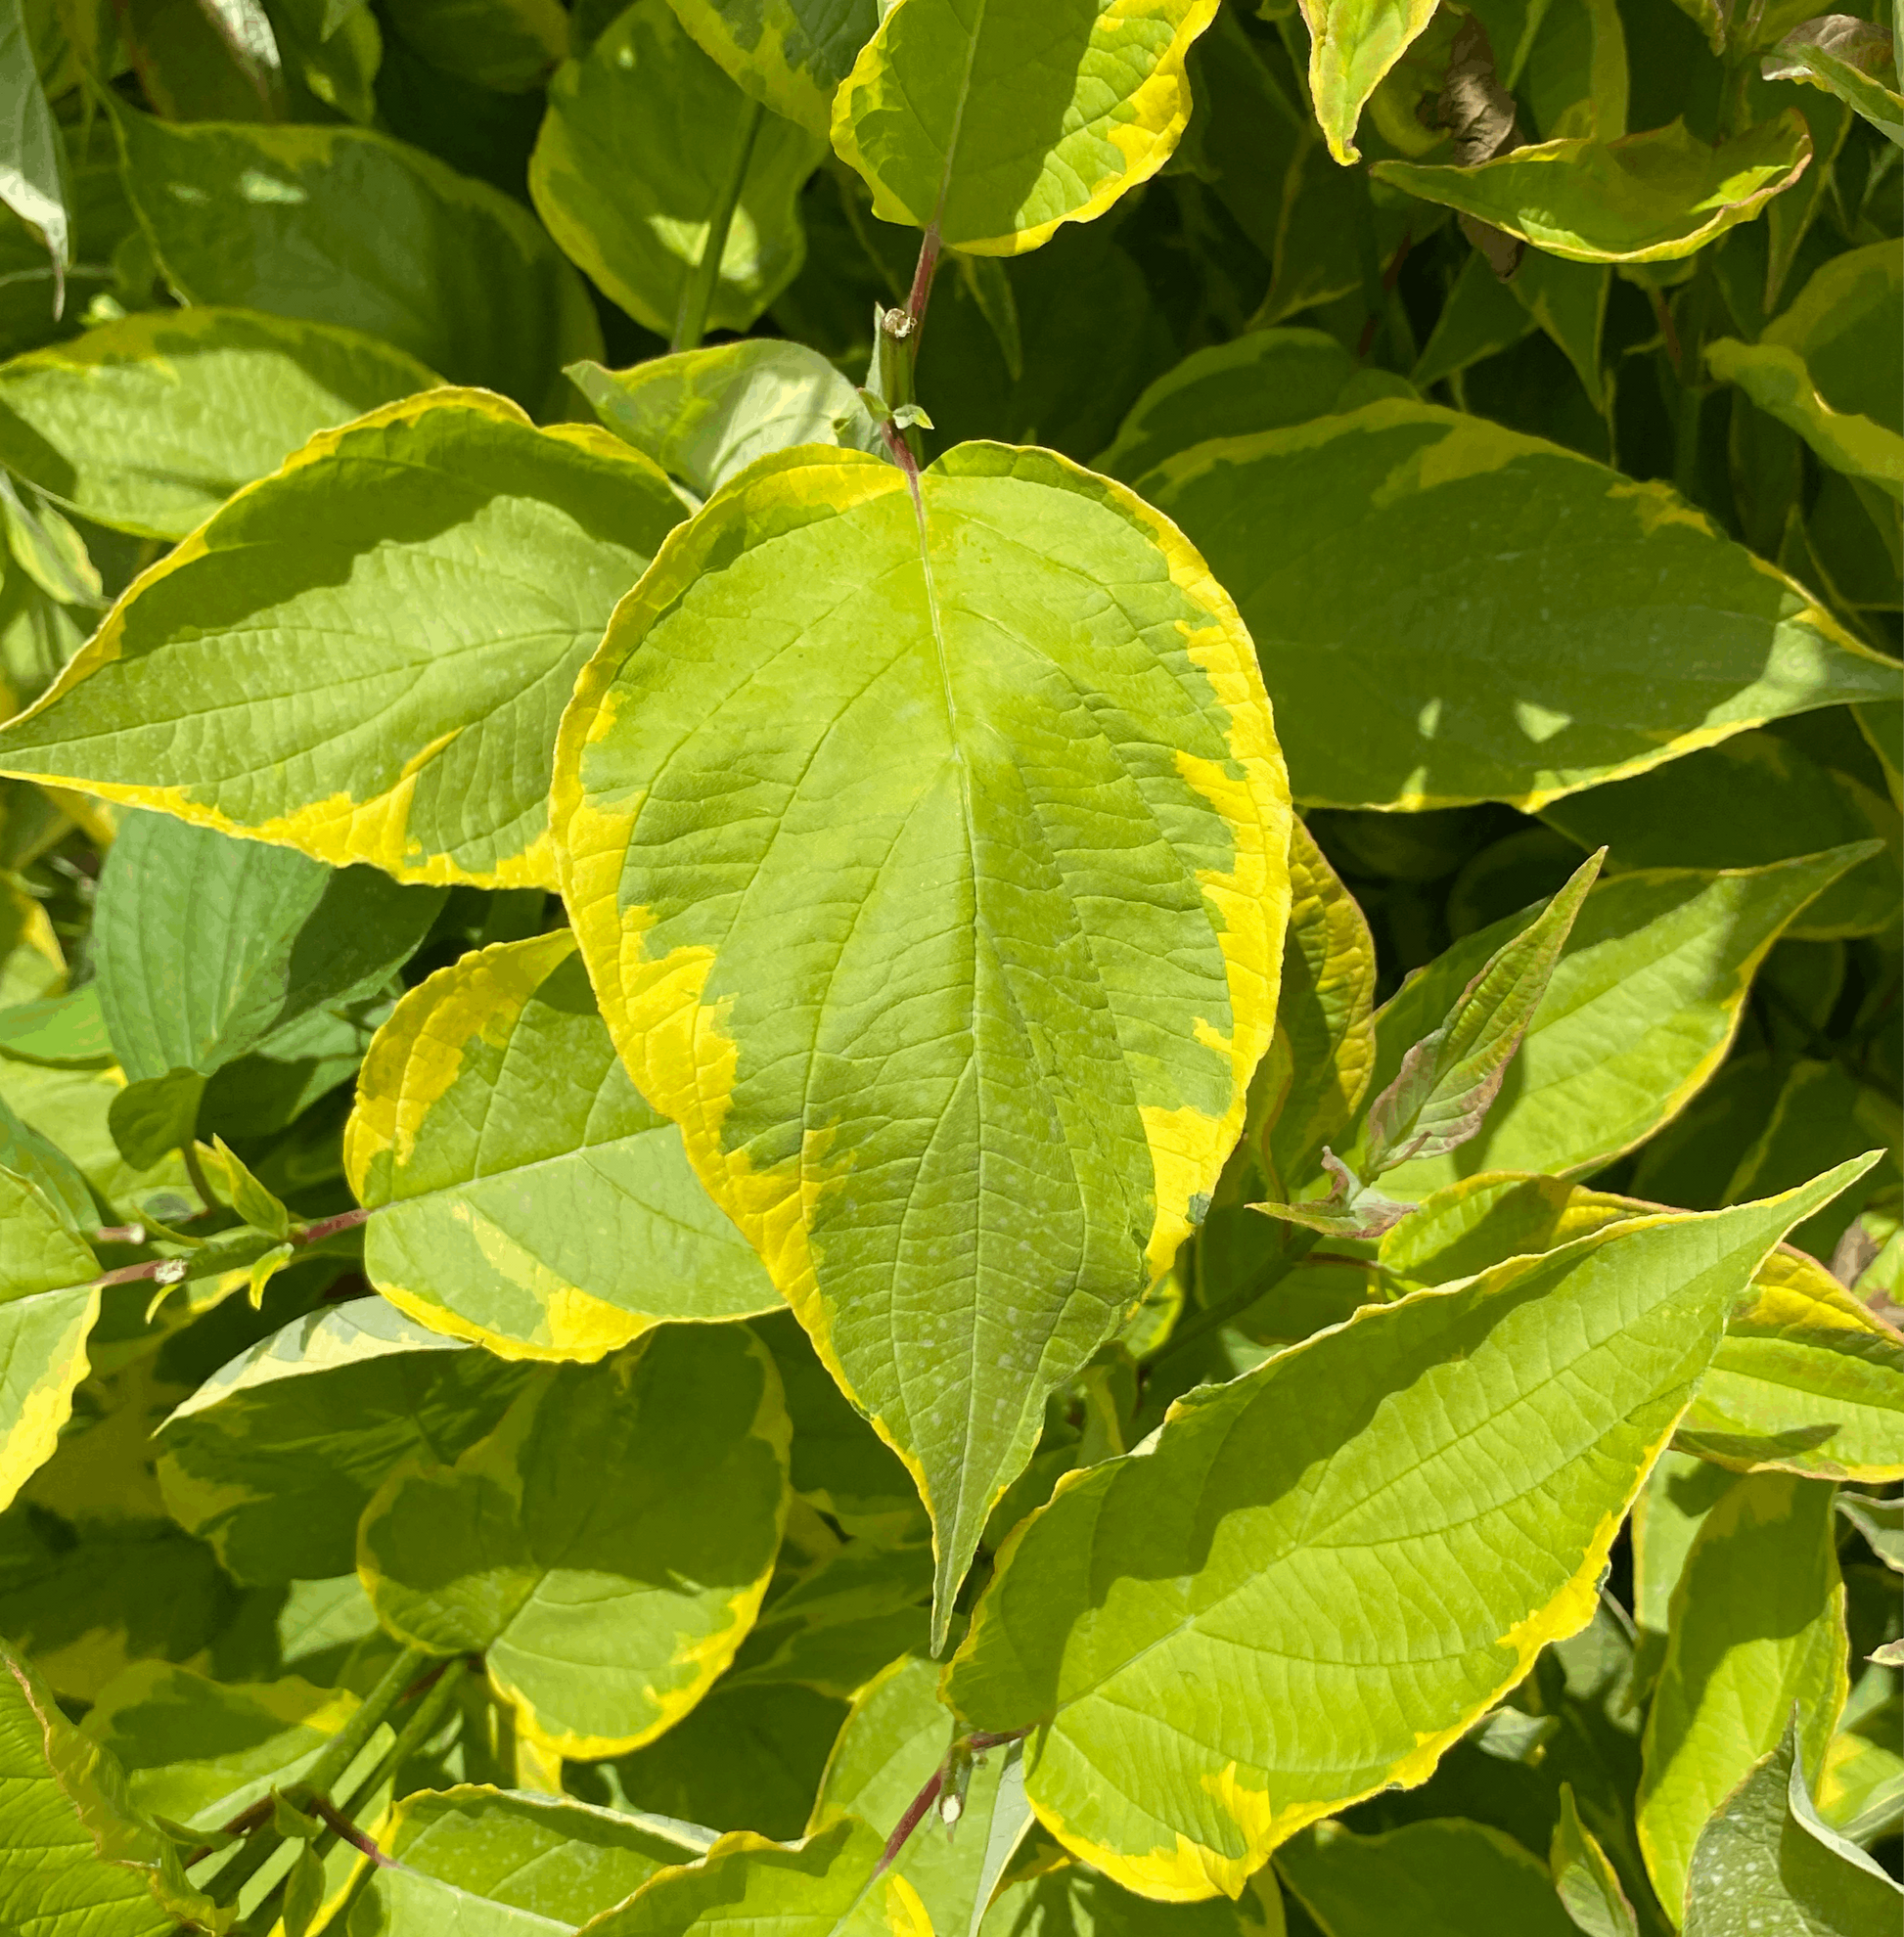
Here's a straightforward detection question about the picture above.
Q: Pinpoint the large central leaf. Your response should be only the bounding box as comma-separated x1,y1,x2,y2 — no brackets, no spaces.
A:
555,442,1289,1635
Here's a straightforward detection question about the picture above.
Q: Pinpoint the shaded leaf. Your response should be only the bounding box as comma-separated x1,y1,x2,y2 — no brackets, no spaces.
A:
830,0,1217,254
1540,728,1902,941
570,338,882,499
107,1067,204,1170
0,307,440,541
359,1326,790,1757
1682,1716,1901,1935
383,0,567,89
1551,1783,1639,1937
1374,113,1813,264
1706,242,1902,502
554,441,1289,1639
726,1540,931,1696
83,1661,389,1835
0,0,67,310
0,391,684,888
346,930,775,1359
340,1784,712,1933
944,1165,1870,1899
1276,1818,1574,1935
156,1298,530,1584
95,811,443,1083
812,1653,1029,1935
110,103,601,407
530,0,825,339
1139,401,1901,811
1093,329,1415,485
1637,1473,1847,1919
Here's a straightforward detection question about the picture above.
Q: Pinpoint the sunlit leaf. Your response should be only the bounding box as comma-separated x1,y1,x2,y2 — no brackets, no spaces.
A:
0,1163,98,1513
1139,402,1901,811
0,391,684,887
555,441,1289,1638
346,930,776,1359
1374,113,1813,264
1763,15,1904,148
664,0,881,136
944,1165,1870,1899
0,1639,217,1936
1550,1784,1639,1937
831,0,1219,253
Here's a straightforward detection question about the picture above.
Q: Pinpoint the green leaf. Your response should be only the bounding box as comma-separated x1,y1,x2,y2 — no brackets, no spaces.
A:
599,1679,849,1842
1276,1819,1576,1935
1296,0,1440,165
0,983,112,1067
577,1816,930,1937
1723,1059,1899,1262
1638,1472,1847,1920
1683,1716,1903,1935
0,1164,98,1512
109,103,601,408
0,473,102,608
1511,252,1612,413
1707,242,1902,502
0,1059,194,1218
1837,1493,1904,1572
0,307,441,541
942,1162,1872,1900
347,931,776,1356
1358,849,1872,1197
830,0,1218,254
1357,848,1601,1179
664,0,881,136
1678,1249,1904,1483
554,441,1290,1640
0,1090,96,1230
1093,329,1416,485
570,339,883,499
358,1325,790,1757
1540,728,1902,941
726,1539,931,1696
1551,1783,1639,1937
155,1298,530,1584
383,0,568,90
0,1639,218,1937
811,1653,1031,1934
205,1136,292,1239
0,391,685,888
82,1660,390,1834
340,1783,712,1933
530,0,825,339
981,1868,1273,1937
1374,113,1813,264
1762,16,1904,149
1380,1175,1904,1483
753,1312,925,1541
1412,250,1540,392
94,811,444,1083
1255,818,1378,1204
0,0,67,307
106,1067,204,1170
1139,401,1902,811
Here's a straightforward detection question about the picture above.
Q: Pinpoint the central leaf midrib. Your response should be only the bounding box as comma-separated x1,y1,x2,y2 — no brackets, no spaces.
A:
930,0,991,230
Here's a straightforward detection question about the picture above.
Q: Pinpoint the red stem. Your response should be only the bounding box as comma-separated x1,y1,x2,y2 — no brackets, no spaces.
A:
307,1796,393,1868
92,1204,371,1292
878,1770,943,1875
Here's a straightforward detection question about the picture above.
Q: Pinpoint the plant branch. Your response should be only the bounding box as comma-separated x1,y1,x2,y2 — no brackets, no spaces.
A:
93,1205,370,1296
672,100,765,352
875,1725,1031,1875
181,1141,225,1216
200,1644,433,1908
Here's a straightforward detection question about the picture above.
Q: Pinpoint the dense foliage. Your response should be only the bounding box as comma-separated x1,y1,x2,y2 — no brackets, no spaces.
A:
0,0,1899,1931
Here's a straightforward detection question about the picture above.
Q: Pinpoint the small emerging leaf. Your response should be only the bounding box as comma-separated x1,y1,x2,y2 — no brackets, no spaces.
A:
1359,849,1603,1178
